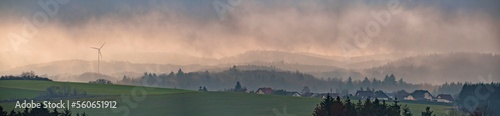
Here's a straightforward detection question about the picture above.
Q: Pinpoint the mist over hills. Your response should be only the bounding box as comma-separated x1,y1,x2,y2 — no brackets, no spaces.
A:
366,53,500,84
312,52,500,84
0,60,213,76
220,50,391,69
1,51,498,84
108,52,219,65
0,50,385,74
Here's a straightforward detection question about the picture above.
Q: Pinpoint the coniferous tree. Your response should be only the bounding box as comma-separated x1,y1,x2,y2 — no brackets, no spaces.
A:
202,86,208,91
331,96,345,116
313,95,334,116
30,104,50,116
235,81,242,90
402,105,413,116
387,98,401,116
8,110,16,116
359,98,373,116
0,106,6,116
51,108,60,116
344,97,357,116
421,107,435,116
233,81,246,92
176,69,184,77
380,100,388,115
372,99,383,116
312,96,413,116
313,104,328,116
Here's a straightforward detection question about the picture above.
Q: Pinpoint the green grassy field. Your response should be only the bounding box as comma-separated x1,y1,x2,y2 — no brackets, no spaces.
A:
0,80,454,116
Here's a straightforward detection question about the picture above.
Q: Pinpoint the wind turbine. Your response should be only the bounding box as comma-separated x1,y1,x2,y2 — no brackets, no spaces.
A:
91,43,105,73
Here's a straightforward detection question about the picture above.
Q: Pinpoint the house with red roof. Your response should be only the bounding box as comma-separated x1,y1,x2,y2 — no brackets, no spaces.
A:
256,87,273,94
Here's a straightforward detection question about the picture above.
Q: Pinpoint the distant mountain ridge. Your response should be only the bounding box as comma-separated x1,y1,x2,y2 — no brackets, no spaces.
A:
1,52,498,84
312,53,500,84
0,50,388,74
0,60,213,76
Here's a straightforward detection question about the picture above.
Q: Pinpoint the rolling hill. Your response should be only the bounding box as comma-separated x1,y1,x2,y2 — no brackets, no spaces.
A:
313,53,500,84
2,52,498,84
0,80,453,116
0,60,214,76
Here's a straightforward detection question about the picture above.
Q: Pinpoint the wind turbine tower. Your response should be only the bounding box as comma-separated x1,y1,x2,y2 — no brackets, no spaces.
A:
91,43,105,73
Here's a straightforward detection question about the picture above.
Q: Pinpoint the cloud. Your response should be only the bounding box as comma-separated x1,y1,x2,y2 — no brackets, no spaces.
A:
0,0,498,69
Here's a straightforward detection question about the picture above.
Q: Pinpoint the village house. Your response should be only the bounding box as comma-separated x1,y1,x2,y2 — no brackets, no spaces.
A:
404,90,433,101
355,90,374,99
256,87,273,94
374,91,390,100
434,94,454,103
289,92,301,97
355,90,390,100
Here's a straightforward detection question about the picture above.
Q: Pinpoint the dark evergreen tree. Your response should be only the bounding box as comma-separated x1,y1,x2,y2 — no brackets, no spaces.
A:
51,108,60,116
421,107,434,116
402,105,412,116
8,110,16,116
362,77,371,87
235,81,242,90
313,95,334,116
30,104,50,116
387,98,401,116
347,77,354,91
202,86,208,91
344,97,357,116
372,99,383,116
313,103,328,116
0,106,6,116
233,81,246,92
359,98,374,116
398,78,405,85
331,96,345,116
381,100,388,115
168,71,175,77
176,68,184,77
355,99,362,115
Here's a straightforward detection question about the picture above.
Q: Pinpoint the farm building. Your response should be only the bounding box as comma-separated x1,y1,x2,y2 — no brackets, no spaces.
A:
404,90,433,101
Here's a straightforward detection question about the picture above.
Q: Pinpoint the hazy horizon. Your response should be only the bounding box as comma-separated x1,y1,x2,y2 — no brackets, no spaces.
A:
1,0,499,75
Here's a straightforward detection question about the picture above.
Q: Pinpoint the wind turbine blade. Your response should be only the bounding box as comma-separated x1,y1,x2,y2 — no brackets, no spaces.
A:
91,47,99,49
99,42,106,49
99,51,103,59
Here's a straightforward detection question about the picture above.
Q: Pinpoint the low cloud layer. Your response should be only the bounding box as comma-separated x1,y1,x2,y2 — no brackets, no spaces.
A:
0,0,499,70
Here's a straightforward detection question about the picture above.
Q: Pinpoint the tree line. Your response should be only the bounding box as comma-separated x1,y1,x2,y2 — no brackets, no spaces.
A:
118,66,459,94
88,79,112,84
456,83,500,115
0,71,51,81
312,95,417,116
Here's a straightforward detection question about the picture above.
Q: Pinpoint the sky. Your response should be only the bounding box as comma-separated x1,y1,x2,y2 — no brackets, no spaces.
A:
0,0,499,70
